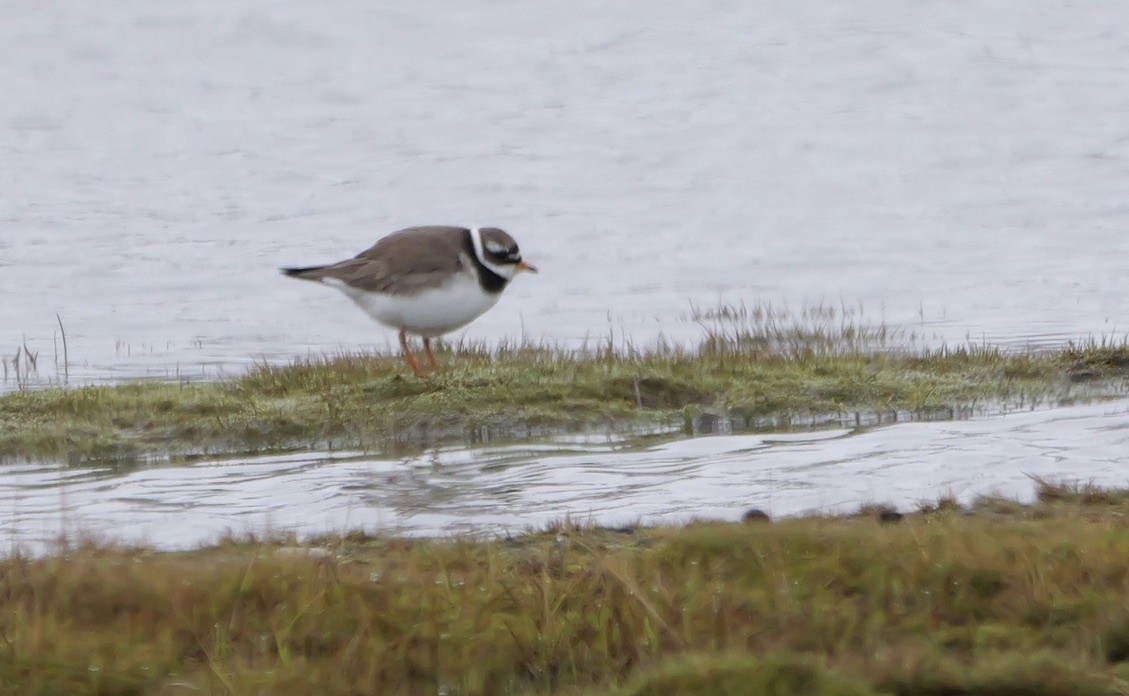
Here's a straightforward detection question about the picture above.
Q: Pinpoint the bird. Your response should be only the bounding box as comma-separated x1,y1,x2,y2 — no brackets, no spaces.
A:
281,225,537,376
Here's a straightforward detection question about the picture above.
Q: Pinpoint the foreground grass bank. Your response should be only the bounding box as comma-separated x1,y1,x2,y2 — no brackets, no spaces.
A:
6,481,1129,695
3,333,1129,462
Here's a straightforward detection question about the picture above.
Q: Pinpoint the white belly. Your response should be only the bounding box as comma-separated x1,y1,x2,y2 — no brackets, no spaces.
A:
324,272,502,337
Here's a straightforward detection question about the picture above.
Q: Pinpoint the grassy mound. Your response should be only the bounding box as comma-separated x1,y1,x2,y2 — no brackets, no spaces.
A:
3,302,1128,463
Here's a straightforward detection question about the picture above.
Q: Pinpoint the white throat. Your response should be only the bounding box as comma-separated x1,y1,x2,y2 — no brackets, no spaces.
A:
469,227,518,281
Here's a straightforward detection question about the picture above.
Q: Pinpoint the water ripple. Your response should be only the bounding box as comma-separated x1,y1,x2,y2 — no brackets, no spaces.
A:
2,400,1129,553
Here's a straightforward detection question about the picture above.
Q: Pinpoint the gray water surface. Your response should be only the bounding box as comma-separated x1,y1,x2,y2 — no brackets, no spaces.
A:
4,1,1129,387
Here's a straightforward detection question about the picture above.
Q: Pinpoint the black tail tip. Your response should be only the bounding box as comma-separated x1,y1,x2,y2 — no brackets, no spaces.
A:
280,265,321,277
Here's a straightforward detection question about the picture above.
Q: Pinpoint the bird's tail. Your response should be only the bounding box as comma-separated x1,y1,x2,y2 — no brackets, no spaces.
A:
280,265,329,281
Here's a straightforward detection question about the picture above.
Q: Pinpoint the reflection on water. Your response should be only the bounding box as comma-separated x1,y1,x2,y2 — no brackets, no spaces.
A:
3,398,1129,554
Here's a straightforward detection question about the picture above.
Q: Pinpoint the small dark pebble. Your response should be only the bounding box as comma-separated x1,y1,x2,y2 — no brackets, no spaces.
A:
877,508,904,524
742,508,771,523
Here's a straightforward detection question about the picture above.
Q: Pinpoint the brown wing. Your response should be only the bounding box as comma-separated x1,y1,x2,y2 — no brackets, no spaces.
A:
288,226,471,294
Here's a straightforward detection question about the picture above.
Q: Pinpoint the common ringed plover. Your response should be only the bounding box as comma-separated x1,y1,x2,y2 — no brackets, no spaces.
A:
282,225,537,376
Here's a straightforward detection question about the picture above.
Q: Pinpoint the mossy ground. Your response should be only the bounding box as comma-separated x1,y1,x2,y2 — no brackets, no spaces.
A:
2,337,1128,464
5,482,1129,695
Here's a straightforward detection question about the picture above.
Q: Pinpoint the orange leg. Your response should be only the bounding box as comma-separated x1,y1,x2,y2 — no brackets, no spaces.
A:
422,337,440,371
398,329,425,377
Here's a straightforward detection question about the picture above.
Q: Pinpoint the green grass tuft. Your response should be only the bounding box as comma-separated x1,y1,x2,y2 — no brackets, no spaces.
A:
3,303,1129,463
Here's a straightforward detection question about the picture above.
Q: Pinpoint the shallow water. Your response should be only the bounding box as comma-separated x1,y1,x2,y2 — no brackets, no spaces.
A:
3,398,1128,553
4,1,1129,388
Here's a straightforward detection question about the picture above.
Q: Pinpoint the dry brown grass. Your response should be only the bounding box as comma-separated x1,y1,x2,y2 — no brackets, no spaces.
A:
5,494,1129,694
